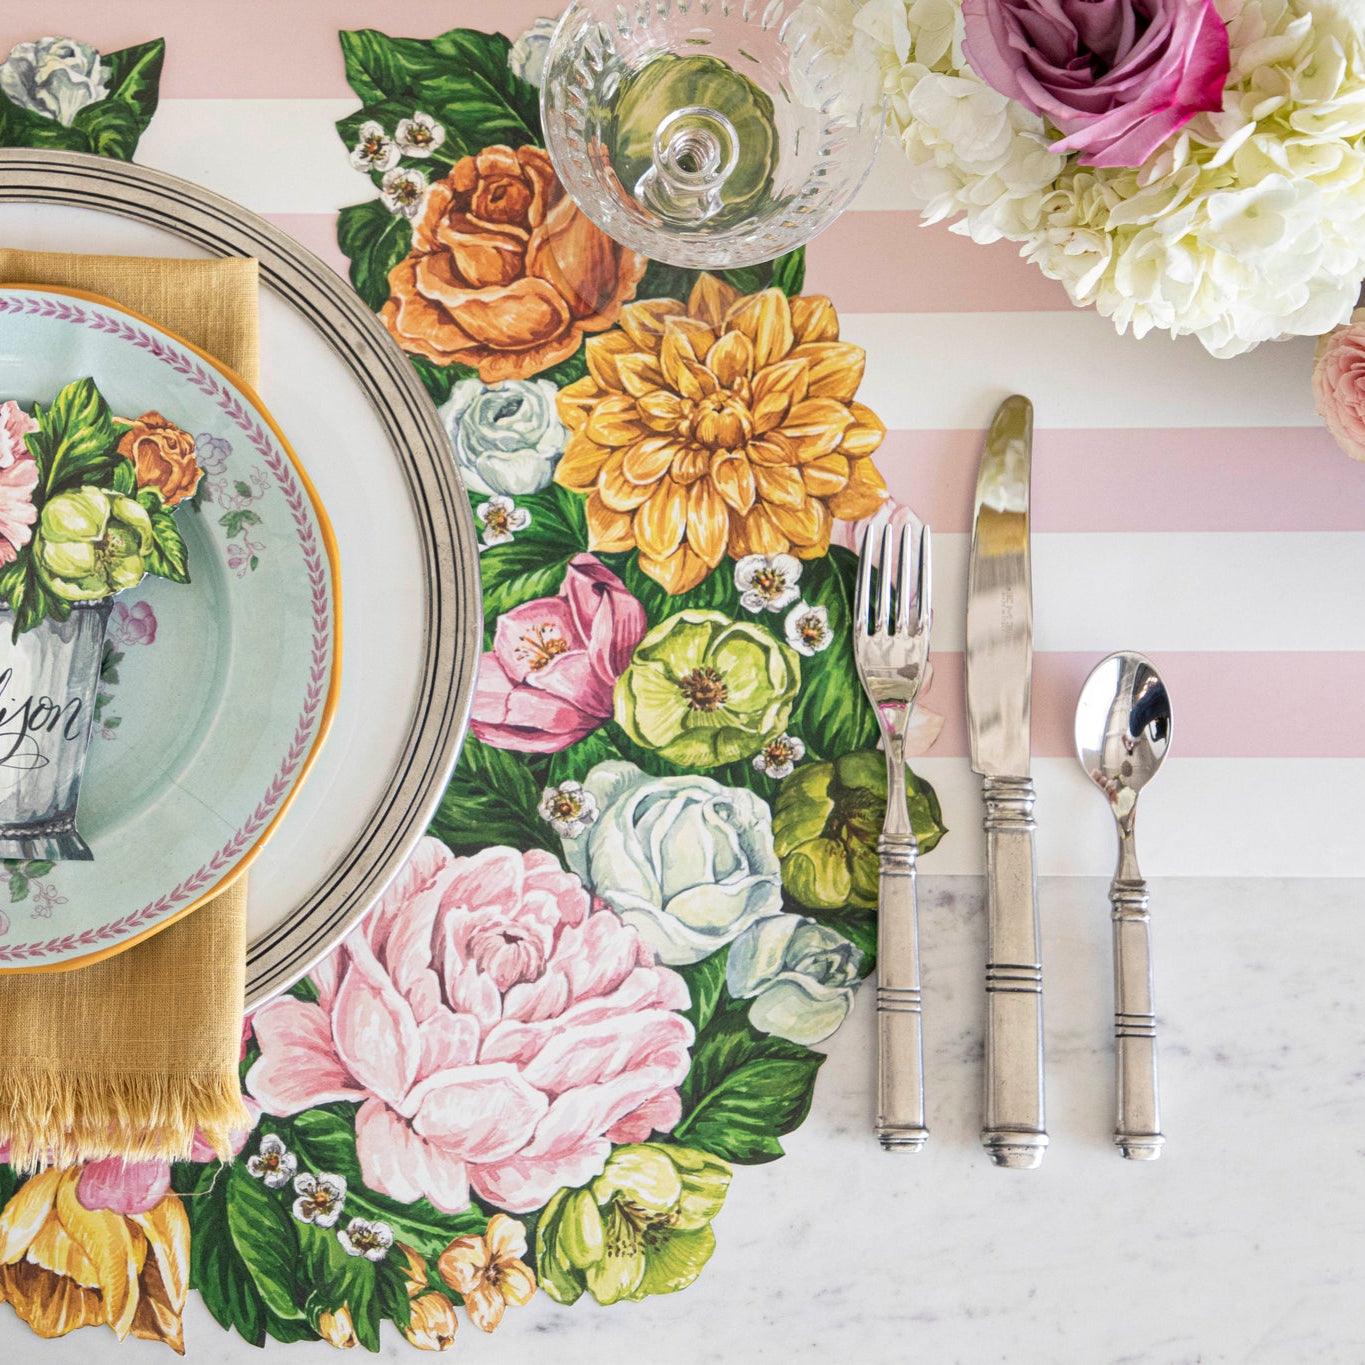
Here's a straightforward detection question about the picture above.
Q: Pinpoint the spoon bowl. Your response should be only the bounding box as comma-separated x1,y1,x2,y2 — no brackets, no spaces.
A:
1074,652,1172,828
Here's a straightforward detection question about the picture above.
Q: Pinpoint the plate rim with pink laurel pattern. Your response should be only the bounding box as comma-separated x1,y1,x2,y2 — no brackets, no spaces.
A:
0,284,339,970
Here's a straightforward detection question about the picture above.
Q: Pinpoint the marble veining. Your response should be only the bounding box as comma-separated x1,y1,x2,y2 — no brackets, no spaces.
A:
8,875,1365,1363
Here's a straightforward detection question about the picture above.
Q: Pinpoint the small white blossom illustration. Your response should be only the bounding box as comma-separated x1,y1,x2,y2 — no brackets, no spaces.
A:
538,781,600,838
247,1133,298,1189
752,733,806,780
350,120,399,173
395,111,444,158
734,553,802,613
476,494,530,549
337,1217,395,1262
380,165,428,218
292,1172,347,1228
784,602,833,656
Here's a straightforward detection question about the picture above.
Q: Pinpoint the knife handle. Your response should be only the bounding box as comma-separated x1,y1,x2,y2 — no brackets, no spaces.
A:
981,776,1049,1169
875,831,927,1151
1111,877,1164,1160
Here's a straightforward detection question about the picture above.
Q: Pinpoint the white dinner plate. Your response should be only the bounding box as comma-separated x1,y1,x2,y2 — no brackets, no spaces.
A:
0,149,482,1005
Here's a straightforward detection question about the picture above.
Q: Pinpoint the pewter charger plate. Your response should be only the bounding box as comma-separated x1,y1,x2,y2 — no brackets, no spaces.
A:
0,148,481,1006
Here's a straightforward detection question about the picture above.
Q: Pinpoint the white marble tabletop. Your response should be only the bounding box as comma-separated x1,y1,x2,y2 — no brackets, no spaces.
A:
8,874,1362,1364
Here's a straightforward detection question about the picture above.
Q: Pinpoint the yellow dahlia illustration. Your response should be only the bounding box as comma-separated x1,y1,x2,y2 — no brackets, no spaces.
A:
555,275,888,593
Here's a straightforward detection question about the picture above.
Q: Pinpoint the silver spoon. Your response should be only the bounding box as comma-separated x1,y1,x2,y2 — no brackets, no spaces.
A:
1074,652,1172,1160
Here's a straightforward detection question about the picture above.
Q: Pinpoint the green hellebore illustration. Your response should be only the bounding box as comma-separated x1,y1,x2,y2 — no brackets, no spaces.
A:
36,486,152,600
536,1143,732,1305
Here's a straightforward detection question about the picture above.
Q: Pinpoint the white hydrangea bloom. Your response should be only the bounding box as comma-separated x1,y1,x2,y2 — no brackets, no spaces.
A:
852,0,1365,355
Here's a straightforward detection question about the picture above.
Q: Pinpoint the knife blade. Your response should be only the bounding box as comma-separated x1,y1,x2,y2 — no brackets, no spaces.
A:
965,394,1048,1170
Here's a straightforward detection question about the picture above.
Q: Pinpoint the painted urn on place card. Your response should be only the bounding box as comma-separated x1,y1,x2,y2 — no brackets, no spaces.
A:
0,382,198,860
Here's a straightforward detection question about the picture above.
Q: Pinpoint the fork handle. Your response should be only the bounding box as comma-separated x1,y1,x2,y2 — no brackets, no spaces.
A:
1111,877,1164,1160
876,831,927,1152
981,776,1049,1170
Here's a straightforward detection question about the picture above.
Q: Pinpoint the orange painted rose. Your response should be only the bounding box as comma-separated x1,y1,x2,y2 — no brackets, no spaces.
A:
381,145,648,383
117,412,202,506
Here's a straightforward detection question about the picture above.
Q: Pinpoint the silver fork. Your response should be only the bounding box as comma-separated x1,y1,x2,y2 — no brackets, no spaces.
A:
854,513,933,1152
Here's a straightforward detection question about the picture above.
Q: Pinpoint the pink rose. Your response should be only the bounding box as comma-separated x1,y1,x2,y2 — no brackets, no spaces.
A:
1314,309,1365,463
470,553,647,754
0,400,37,469
0,455,38,567
245,838,693,1214
108,599,158,646
962,0,1231,168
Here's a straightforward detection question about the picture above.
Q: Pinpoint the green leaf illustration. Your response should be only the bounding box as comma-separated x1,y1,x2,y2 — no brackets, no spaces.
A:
218,507,262,539
336,198,413,314
475,483,589,628
338,28,539,150
784,548,880,761
224,1158,306,1323
676,950,729,1036
673,1000,825,1163
110,457,137,494
102,38,165,128
545,728,624,791
29,377,120,497
429,734,556,858
8,871,28,904
770,248,806,297
144,499,191,583
71,98,142,160
174,1161,315,1348
299,1221,381,1351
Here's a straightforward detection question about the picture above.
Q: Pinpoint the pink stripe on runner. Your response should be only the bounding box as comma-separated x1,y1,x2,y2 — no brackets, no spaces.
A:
805,211,1070,313
876,428,1365,533
924,653,1365,759
264,214,349,278
1,0,564,99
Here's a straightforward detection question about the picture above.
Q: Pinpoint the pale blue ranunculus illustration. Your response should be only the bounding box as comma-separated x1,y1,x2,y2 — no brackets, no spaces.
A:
562,760,784,966
726,913,863,1045
0,37,108,126
438,376,567,497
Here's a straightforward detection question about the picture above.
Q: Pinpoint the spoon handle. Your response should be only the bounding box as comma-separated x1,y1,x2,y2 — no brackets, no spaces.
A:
875,831,927,1152
1111,877,1165,1159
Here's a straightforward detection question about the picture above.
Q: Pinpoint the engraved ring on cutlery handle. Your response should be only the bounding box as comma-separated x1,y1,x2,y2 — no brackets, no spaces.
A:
981,775,1049,1170
1111,877,1164,1160
876,830,927,1151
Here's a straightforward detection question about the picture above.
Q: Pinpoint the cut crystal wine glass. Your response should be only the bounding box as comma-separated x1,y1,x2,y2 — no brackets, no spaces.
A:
539,0,885,269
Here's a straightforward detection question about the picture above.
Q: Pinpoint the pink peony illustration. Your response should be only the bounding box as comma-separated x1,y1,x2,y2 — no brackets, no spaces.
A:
470,553,647,754
0,400,37,468
108,600,158,646
0,455,38,567
246,838,693,1214
1313,309,1365,463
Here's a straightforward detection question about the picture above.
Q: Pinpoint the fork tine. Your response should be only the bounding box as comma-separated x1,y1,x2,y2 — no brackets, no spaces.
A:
917,523,932,633
896,520,915,636
877,518,895,635
855,517,875,637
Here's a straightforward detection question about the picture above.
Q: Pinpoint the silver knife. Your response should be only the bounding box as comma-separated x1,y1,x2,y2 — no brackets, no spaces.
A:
965,394,1048,1170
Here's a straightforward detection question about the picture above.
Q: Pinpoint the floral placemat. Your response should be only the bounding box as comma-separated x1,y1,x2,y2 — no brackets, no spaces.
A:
0,23,943,1353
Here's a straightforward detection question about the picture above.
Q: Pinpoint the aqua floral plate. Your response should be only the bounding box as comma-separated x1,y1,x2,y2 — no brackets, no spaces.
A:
0,285,339,971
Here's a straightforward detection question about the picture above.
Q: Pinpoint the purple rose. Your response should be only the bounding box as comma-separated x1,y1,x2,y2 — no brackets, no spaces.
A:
962,0,1231,168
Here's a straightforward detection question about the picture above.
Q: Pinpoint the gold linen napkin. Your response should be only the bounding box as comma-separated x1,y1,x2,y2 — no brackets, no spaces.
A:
0,250,257,1169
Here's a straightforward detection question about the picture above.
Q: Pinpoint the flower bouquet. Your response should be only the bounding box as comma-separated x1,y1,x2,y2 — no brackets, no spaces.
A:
807,0,1365,358
0,379,197,860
